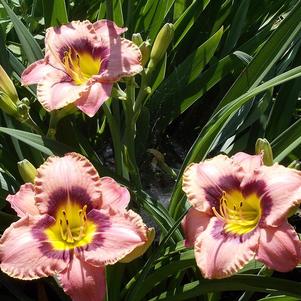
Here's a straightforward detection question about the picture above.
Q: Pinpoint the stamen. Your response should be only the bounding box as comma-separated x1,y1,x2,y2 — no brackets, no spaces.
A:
59,219,67,240
212,207,226,222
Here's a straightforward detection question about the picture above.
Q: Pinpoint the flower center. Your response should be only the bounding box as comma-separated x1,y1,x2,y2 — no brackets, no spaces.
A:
44,203,96,250
59,205,88,243
212,190,261,235
62,49,102,85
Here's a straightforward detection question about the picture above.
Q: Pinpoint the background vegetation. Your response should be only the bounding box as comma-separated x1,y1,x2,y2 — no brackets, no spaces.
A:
0,0,301,300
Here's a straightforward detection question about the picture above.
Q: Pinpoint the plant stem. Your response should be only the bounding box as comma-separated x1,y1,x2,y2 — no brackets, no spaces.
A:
23,116,43,135
123,78,142,189
102,102,123,176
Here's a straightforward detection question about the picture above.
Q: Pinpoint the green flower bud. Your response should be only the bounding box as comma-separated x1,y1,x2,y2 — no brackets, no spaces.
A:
140,40,151,66
0,91,18,116
255,138,273,166
0,65,18,103
132,33,144,47
17,159,37,183
17,102,30,122
149,23,174,68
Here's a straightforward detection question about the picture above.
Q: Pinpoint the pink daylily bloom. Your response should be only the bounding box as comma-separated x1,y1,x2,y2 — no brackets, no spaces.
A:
21,20,142,117
0,153,149,301
182,152,301,279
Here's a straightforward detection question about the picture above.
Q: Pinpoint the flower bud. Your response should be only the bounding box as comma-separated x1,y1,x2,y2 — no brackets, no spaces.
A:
17,159,37,183
0,91,18,116
149,23,174,68
140,40,151,66
255,138,273,166
0,65,18,103
120,227,155,263
17,101,30,122
132,33,144,47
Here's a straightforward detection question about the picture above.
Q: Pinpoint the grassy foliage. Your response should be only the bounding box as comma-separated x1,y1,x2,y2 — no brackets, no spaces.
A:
0,0,301,300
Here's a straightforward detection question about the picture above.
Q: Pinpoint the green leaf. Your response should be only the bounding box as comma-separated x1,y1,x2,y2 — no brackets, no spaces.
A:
217,0,301,110
124,249,195,301
148,27,224,133
146,275,301,301
221,0,250,55
42,0,68,27
173,0,211,49
266,49,301,140
271,119,301,162
258,295,300,301
0,127,72,155
124,208,189,301
0,0,43,63
112,0,124,26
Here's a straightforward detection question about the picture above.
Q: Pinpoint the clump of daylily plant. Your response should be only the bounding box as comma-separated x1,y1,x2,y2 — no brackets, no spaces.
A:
182,152,301,279
0,153,152,301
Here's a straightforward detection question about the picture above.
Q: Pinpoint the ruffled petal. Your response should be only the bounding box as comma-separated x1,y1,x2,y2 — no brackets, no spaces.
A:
77,208,147,266
101,38,142,80
93,20,127,41
45,20,99,68
34,153,102,215
75,82,112,117
58,256,105,301
182,155,240,213
0,216,67,280
194,217,260,279
182,208,211,248
21,60,60,85
256,222,301,272
6,183,39,217
99,177,130,210
257,164,301,226
232,152,263,174
37,69,88,111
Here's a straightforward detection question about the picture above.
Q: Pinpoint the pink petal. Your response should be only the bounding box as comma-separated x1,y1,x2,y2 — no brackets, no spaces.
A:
257,164,301,226
34,153,102,214
0,216,67,280
93,20,127,41
256,222,301,272
21,60,59,85
194,217,260,279
58,256,105,301
232,152,263,174
45,21,99,69
182,208,210,248
37,69,88,111
75,82,112,117
182,155,239,213
101,38,142,80
6,183,39,217
78,208,148,266
99,177,130,210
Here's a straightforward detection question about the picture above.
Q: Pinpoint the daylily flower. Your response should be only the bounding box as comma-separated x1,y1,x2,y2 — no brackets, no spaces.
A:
182,152,301,279
0,153,149,301
21,20,142,117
